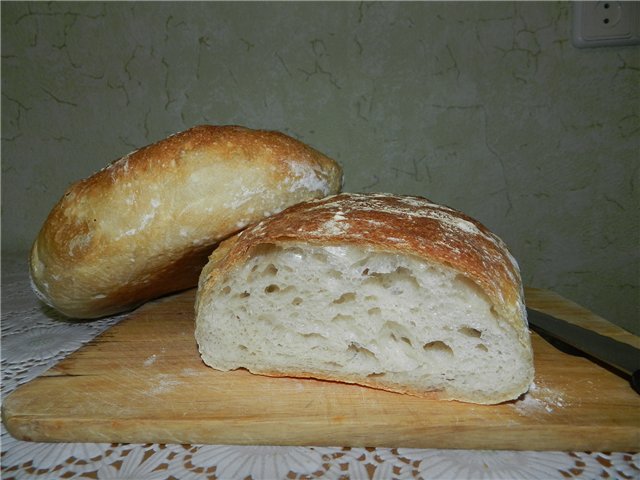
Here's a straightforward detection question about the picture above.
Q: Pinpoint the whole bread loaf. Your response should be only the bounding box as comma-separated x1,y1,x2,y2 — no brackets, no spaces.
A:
195,193,534,404
30,125,342,318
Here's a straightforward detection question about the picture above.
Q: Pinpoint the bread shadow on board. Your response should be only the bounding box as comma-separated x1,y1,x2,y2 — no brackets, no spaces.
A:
35,285,197,325
36,302,118,325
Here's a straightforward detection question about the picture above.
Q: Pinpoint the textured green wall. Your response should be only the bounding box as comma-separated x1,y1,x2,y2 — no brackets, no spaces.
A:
2,2,638,333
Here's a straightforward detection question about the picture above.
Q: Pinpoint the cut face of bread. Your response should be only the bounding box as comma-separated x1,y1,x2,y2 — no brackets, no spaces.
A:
195,193,534,404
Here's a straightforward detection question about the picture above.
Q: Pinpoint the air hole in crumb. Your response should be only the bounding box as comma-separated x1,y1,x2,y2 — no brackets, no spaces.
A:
423,341,454,356
328,269,342,279
476,344,488,352
238,344,248,351
265,284,280,294
362,268,370,276
259,314,275,325
364,295,377,302
459,326,482,338
390,333,413,347
238,291,250,298
347,342,377,360
312,253,328,264
332,313,354,322
367,372,385,378
325,361,342,368
367,307,381,316
262,264,278,277
333,292,356,304
291,297,303,306
221,286,231,295
301,332,326,340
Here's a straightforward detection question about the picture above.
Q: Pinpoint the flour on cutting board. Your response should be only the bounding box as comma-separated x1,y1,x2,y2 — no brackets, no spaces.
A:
511,381,571,415
143,354,157,367
142,347,166,368
146,374,182,396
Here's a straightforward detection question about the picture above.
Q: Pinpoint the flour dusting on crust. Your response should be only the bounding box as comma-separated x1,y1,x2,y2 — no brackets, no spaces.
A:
285,159,333,194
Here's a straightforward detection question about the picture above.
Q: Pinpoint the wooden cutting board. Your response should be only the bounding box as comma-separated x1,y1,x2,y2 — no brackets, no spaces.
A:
3,288,639,451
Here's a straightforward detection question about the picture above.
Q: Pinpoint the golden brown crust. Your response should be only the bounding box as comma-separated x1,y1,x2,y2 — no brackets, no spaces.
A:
30,125,342,318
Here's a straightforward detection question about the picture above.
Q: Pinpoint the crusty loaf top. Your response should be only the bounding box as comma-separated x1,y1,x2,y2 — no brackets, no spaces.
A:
37,125,341,262
199,193,527,340
57,125,340,217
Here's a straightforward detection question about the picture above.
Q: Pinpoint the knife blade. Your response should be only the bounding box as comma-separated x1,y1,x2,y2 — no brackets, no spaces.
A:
526,307,640,394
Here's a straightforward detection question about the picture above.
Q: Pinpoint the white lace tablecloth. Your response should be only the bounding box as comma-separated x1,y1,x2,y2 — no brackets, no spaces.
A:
1,254,638,479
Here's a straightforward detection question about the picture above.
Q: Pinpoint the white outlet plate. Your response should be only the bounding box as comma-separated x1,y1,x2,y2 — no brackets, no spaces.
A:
572,1,640,48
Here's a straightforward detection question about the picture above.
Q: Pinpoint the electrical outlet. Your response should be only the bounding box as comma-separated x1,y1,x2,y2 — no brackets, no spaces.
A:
572,1,640,48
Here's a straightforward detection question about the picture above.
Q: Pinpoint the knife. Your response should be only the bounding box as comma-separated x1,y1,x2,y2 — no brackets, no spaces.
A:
526,307,640,394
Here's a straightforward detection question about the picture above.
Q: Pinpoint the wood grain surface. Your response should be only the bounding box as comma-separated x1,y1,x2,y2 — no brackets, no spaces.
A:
3,287,639,450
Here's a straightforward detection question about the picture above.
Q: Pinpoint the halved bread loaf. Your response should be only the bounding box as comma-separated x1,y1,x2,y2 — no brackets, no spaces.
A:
30,125,342,318
195,193,534,404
